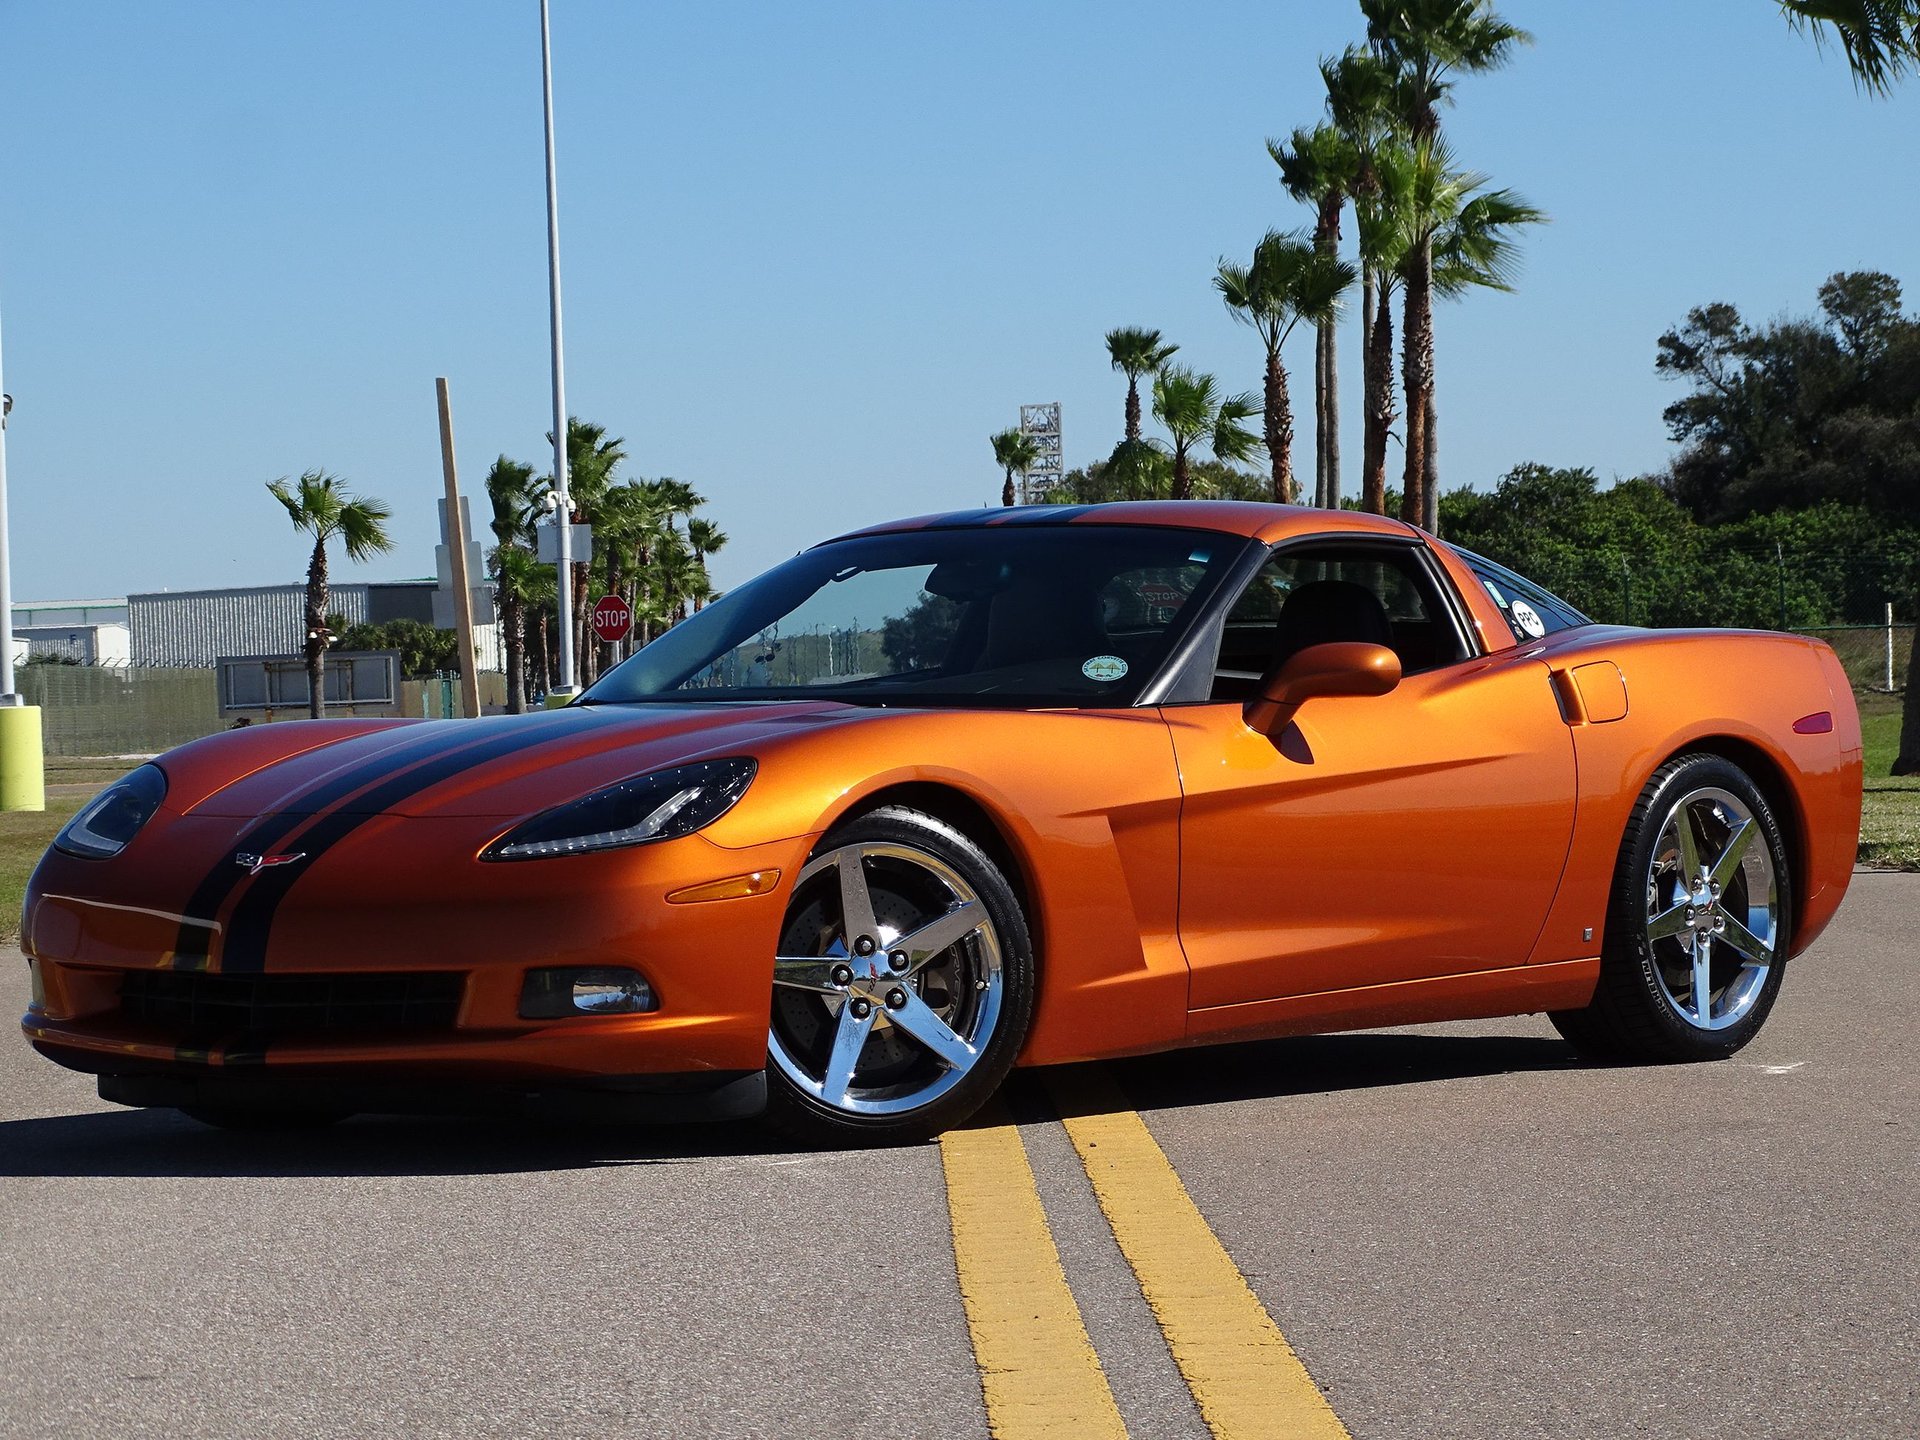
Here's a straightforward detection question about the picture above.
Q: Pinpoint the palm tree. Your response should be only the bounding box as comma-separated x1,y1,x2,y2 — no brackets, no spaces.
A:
1779,0,1920,93
990,428,1041,507
548,418,627,682
484,455,542,712
1215,233,1355,504
265,471,394,719
1322,45,1403,514
492,544,554,712
1271,125,1357,507
686,516,728,612
1104,328,1179,443
1361,0,1530,524
1151,367,1262,500
1420,181,1545,528
1354,144,1412,517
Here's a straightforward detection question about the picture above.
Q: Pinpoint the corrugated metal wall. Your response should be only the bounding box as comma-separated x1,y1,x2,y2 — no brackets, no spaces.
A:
128,585,374,666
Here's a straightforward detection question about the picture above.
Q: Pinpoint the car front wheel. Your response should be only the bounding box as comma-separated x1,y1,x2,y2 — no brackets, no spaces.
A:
762,806,1034,1145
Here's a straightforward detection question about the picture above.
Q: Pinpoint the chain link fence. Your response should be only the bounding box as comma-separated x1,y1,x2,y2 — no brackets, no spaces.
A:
1795,624,1911,694
17,665,224,757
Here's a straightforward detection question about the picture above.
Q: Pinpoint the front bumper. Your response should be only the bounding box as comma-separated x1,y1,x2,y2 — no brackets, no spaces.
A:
20,821,813,1101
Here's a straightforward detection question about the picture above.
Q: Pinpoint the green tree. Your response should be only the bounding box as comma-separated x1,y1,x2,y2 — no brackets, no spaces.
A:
335,618,460,680
990,427,1041,507
1104,328,1180,444
1779,0,1920,93
265,471,394,719
686,516,728,612
1214,232,1355,504
1151,366,1262,500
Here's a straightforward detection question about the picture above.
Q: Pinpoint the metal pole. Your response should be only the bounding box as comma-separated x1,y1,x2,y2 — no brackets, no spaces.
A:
540,0,576,695
0,309,17,702
1776,541,1788,631
1888,601,1897,693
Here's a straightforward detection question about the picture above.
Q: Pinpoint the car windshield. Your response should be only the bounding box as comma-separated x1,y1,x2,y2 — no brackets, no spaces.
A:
581,524,1251,708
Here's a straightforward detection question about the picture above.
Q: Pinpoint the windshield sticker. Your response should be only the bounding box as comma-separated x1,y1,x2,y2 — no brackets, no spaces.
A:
1482,580,1507,607
1082,655,1129,683
1510,600,1547,639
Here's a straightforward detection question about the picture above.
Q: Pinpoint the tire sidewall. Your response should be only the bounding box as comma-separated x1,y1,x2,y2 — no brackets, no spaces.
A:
763,805,1034,1143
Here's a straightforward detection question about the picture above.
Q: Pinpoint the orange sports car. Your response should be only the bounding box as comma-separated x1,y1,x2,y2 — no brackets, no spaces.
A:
21,502,1862,1143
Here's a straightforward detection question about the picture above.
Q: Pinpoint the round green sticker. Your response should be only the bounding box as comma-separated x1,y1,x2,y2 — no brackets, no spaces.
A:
1082,655,1128,682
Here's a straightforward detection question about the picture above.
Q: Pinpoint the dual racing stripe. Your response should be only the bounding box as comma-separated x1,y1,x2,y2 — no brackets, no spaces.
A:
171,712,598,973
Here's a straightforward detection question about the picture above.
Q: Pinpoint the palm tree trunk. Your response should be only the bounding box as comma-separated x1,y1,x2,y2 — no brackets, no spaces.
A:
1895,619,1920,775
1325,318,1342,510
1172,442,1192,501
1265,346,1294,505
1312,324,1328,506
504,595,527,714
1125,377,1142,444
1001,469,1016,507
304,536,328,720
536,608,552,695
1363,280,1396,515
1400,239,1434,528
1422,389,1440,535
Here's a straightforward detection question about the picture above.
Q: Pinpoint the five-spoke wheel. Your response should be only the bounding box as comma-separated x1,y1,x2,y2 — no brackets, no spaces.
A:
763,806,1033,1143
1552,754,1791,1063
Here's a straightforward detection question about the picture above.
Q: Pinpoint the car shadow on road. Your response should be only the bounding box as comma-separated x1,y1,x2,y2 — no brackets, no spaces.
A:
1039,1030,1585,1120
0,1104,789,1179
3,1030,1583,1178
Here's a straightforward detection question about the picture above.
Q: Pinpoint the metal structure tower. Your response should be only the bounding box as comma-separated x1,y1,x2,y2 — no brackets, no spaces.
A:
1018,402,1063,504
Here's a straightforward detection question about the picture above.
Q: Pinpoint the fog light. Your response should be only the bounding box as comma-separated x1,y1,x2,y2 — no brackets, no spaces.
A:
519,966,656,1019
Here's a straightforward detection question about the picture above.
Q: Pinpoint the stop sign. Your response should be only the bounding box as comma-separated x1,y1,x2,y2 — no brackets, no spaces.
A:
591,593,633,644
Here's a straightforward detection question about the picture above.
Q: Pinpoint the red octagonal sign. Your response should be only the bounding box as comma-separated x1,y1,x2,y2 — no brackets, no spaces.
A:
591,593,633,644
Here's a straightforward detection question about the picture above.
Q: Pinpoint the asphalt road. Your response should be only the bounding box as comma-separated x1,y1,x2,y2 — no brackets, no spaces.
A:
3,873,1913,1439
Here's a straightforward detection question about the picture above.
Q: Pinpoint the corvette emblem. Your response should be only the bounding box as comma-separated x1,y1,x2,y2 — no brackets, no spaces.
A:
235,851,306,876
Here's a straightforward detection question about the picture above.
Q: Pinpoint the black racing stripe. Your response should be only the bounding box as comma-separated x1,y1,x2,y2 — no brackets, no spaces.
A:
169,716,585,967
216,713,610,974
982,505,1095,527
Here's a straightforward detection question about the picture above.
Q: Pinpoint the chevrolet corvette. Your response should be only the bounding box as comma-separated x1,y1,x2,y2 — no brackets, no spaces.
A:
21,502,1863,1143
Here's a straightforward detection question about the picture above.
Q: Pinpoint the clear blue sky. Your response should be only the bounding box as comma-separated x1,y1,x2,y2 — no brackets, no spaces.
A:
2,0,1916,603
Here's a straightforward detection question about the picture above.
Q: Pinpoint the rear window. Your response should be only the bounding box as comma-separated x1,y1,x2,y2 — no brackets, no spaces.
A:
1455,549,1592,642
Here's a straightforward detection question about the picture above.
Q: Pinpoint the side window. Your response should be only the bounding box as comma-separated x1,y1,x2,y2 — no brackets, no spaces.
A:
1457,550,1592,643
1210,545,1467,701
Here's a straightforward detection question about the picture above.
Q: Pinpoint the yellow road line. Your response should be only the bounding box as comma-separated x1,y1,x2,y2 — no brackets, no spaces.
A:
940,1107,1129,1440
1048,1069,1352,1440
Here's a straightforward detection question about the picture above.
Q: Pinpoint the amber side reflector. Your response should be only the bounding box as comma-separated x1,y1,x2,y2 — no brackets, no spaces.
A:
1792,711,1834,735
666,869,782,905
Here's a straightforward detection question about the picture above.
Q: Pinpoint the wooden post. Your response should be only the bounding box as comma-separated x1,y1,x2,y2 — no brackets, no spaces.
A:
435,378,484,719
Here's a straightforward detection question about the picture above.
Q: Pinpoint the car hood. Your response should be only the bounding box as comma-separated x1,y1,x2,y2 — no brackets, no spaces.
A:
171,702,873,820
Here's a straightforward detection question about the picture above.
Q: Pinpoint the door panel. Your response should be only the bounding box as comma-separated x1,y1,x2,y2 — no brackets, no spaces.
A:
1167,651,1577,1009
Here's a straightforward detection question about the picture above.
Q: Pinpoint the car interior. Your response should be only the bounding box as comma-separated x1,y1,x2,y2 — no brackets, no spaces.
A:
1209,544,1469,702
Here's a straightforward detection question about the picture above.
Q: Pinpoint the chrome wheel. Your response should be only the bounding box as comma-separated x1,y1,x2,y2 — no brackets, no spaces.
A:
769,842,1004,1118
1644,786,1779,1033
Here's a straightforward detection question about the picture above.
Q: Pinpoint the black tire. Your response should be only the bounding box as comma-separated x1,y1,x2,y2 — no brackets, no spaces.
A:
180,1106,351,1132
761,806,1034,1146
1550,753,1791,1064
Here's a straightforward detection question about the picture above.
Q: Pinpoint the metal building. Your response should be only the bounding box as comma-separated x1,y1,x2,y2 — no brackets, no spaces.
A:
128,580,499,669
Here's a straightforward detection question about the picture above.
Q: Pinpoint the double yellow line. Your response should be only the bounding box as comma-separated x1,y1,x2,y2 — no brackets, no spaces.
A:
941,1068,1350,1440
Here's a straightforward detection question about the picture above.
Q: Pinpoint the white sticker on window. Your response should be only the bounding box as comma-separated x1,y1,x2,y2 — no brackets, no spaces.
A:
1082,655,1128,682
1510,601,1547,639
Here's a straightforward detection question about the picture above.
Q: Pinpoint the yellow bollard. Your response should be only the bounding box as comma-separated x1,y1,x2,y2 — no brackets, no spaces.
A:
542,689,577,710
0,704,46,812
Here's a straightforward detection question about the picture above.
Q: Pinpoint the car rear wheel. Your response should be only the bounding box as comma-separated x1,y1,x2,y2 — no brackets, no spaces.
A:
1551,754,1790,1063
762,806,1034,1146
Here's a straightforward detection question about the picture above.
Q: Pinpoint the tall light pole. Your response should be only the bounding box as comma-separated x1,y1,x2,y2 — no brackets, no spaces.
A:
540,0,577,695
0,309,16,702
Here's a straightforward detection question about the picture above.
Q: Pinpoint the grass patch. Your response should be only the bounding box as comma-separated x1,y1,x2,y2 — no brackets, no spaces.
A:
0,799,79,947
1858,700,1920,870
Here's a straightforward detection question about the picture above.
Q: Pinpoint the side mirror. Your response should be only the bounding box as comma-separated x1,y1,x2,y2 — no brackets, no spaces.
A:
1244,642,1401,738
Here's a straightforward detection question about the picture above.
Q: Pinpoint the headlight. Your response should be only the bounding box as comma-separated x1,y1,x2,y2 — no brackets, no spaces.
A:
483,757,757,861
54,764,168,860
